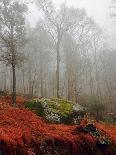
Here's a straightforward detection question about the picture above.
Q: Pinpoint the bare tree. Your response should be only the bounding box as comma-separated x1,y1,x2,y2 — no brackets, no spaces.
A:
0,0,27,106
36,0,85,98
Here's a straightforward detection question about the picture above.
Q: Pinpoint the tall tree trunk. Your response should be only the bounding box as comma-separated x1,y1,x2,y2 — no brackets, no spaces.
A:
2,70,7,91
39,50,43,97
40,78,43,97
28,65,32,95
93,36,102,102
67,75,71,100
11,24,16,106
44,81,47,98
4,72,6,91
31,68,37,97
56,36,60,98
22,63,25,94
12,63,16,106
40,66,43,97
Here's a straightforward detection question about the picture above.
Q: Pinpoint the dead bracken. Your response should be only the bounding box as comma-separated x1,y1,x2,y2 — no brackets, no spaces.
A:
0,97,116,155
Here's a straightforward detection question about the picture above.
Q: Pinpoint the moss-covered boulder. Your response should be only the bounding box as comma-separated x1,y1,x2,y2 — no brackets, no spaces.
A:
25,98,85,124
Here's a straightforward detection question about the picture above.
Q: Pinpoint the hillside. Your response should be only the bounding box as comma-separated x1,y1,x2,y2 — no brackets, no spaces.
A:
0,97,116,155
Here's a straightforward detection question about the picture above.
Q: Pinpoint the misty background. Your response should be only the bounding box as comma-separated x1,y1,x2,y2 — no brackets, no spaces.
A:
0,0,116,113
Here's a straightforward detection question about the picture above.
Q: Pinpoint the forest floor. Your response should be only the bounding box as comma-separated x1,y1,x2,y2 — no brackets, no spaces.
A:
0,96,116,155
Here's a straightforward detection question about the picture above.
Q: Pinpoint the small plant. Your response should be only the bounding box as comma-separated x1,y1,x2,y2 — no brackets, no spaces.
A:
25,99,45,117
87,96,105,121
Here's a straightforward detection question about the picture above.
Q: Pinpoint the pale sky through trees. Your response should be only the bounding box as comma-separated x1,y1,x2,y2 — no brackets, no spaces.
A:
27,0,115,34
54,0,111,28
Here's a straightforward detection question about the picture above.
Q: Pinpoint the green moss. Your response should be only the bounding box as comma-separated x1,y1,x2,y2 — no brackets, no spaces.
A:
51,98,73,111
24,98,81,124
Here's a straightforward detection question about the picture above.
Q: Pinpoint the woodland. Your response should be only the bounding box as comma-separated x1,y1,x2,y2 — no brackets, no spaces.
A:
0,0,116,155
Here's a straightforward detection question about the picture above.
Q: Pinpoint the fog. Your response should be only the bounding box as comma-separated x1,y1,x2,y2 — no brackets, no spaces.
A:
28,0,113,31
0,0,116,113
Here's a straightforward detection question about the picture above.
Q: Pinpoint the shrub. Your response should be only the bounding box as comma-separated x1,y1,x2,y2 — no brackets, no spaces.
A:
86,96,105,120
25,99,45,117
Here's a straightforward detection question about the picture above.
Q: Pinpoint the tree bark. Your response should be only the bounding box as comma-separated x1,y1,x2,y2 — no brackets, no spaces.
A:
11,42,16,106
11,24,16,106
67,75,71,100
40,63,43,97
28,64,32,95
22,63,25,94
56,32,60,98
12,63,16,106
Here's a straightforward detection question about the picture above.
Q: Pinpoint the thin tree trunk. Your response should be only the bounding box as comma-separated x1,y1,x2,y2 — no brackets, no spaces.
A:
12,63,16,106
56,36,60,98
39,50,43,97
31,68,37,97
67,75,71,100
28,65,32,95
93,36,102,102
40,66,43,97
22,63,25,94
40,78,43,97
4,72,6,91
11,23,16,106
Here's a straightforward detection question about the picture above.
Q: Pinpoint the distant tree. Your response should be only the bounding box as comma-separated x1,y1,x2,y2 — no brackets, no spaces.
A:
110,0,116,17
36,0,85,98
0,0,27,106
24,23,53,97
